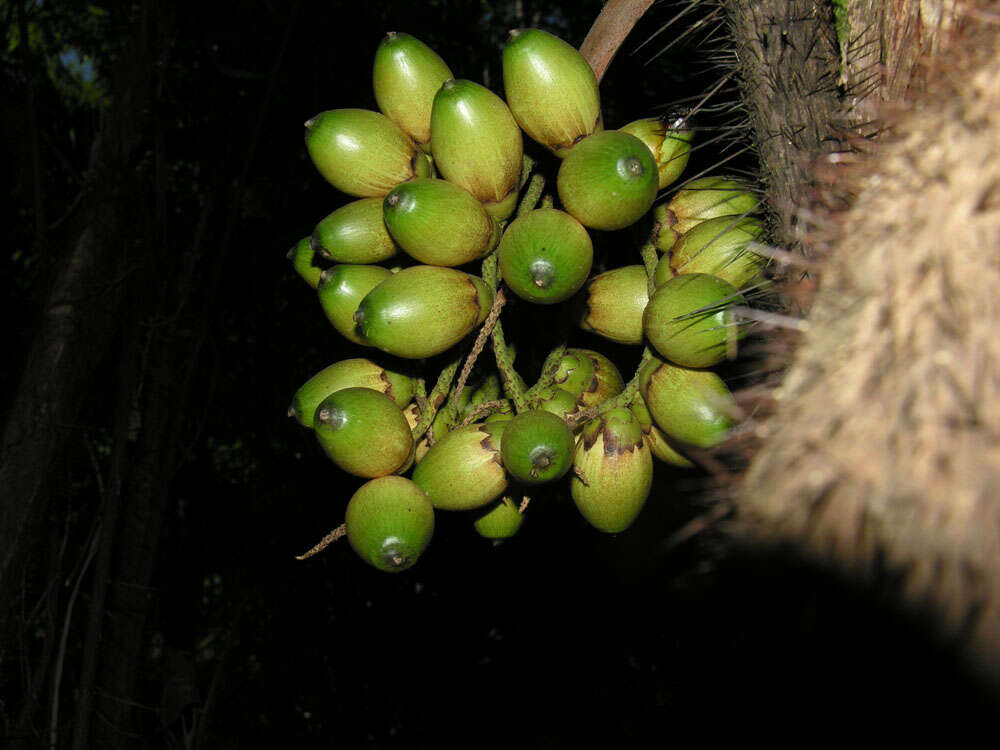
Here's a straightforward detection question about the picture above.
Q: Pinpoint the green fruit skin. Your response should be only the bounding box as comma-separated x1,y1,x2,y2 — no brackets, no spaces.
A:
473,496,524,540
288,236,326,289
314,387,414,478
498,208,593,304
638,357,738,448
657,215,766,289
630,398,694,468
289,358,414,429
484,400,515,423
531,386,580,423
552,351,596,400
317,264,392,346
355,266,493,359
570,407,653,533
373,32,453,152
345,476,434,572
619,117,693,190
654,175,760,252
574,349,625,409
578,264,648,345
383,178,497,267
502,28,602,157
643,273,744,368
304,109,431,197
430,79,523,219
412,423,507,510
312,198,399,265
500,410,575,485
557,130,658,231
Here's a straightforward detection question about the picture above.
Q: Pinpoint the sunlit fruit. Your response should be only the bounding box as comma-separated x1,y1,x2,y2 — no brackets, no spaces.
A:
639,356,739,448
630,398,693,467
411,422,507,510
311,198,399,264
345,476,434,572
657,215,766,289
578,264,648,345
313,387,413,477
317,264,392,346
289,358,414,429
653,175,759,252
500,410,575,484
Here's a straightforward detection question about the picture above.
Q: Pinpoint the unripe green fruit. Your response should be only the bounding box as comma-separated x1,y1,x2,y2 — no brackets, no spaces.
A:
311,198,399,265
638,357,739,448
620,116,693,189
314,387,413,477
304,109,431,197
383,178,498,267
552,350,596,400
288,358,414,429
532,386,580,423
345,476,434,572
570,407,652,533
630,398,694,468
502,28,602,157
657,215,766,289
473,496,524,540
557,130,658,231
578,264,648,345
430,79,522,220
354,266,493,359
465,373,502,418
317,265,392,345
373,32,453,151
574,348,625,409
498,208,593,304
653,175,759,252
288,236,326,289
501,410,574,485
412,422,507,510
485,400,515,423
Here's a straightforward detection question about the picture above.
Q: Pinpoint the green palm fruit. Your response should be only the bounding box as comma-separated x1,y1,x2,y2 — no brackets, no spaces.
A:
354,265,493,359
314,387,413,477
653,175,759,252
557,130,658,231
414,408,453,463
552,350,596,400
473,496,524,540
574,349,625,409
630,398,693,468
578,264,648,345
288,236,326,289
411,422,507,510
638,357,739,448
502,28,601,157
317,264,392,346
643,273,745,368
485,400,515,423
570,407,653,533
430,79,522,220
345,476,434,572
373,32,453,152
311,198,399,265
383,178,498,267
304,109,432,197
532,386,580,422
619,116,693,190
656,215,766,289
288,358,414,429
500,410,575,485
497,208,593,304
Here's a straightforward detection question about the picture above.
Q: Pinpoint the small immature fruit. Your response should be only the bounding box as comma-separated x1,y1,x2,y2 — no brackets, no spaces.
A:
311,198,399,264
304,109,431,197
473,496,524,540
288,236,326,289
570,407,653,533
412,422,507,510
630,398,693,468
643,273,745,368
502,28,601,157
557,130,658,231
373,32,453,151
500,410,575,484
639,357,739,448
383,178,498,267
574,348,625,409
497,208,593,304
657,215,766,289
345,476,434,573
317,264,393,346
578,264,649,345
532,386,580,423
314,387,413,477
289,358,414,429
354,266,493,359
485,400,515,423
431,79,523,219
552,350,596,400
653,175,759,252
620,116,693,190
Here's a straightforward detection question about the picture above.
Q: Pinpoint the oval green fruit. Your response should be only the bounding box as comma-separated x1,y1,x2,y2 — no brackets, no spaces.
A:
531,386,580,422
502,28,601,157
654,175,760,252
473,496,524,540
578,264,648,345
552,350,596,400
314,387,413,477
643,273,745,368
639,357,739,448
383,178,498,267
498,208,593,304
317,264,392,346
288,236,326,289
412,422,507,510
620,116,693,190
630,398,693,468
354,266,493,359
500,410,574,485
573,348,625,409
311,198,399,264
289,358,414,429
345,476,434,572
658,215,766,289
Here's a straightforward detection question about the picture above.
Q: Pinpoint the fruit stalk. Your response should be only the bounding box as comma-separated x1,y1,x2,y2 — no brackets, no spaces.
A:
446,286,507,423
517,173,545,217
639,240,658,297
410,357,461,441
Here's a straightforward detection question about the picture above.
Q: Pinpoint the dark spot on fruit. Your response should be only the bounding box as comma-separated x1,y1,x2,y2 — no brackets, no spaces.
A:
317,406,348,430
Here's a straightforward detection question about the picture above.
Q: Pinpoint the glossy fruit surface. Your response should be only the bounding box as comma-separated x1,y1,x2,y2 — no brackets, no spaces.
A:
289,358,414,429
288,236,325,289
532,386,580,422
574,349,625,409
473,496,524,540
639,357,738,448
498,208,593,304
620,116,693,189
658,215,766,289
500,410,574,484
412,422,507,510
317,264,392,345
653,175,759,252
345,476,434,572
552,350,596,400
578,264,648,345
312,198,399,264
630,398,693,467
314,387,413,477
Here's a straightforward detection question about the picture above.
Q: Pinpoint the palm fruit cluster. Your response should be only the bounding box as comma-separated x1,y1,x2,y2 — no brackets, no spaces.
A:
287,28,767,573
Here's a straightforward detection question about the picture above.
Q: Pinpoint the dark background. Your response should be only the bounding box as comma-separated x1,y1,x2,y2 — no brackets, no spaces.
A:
1,0,997,747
